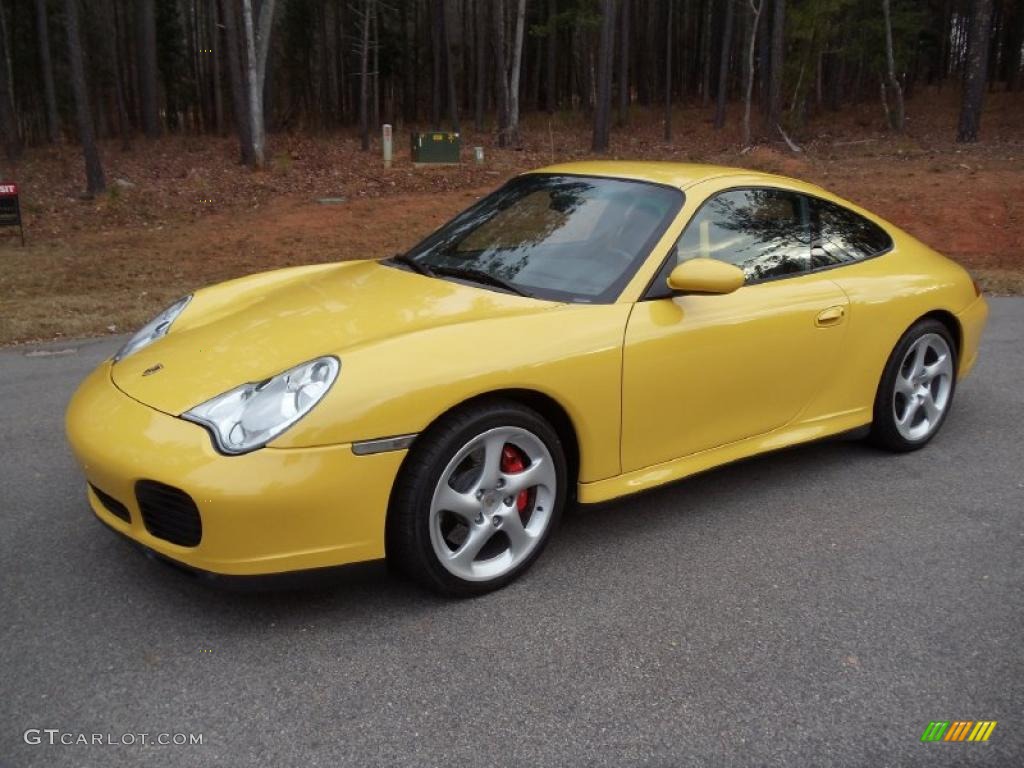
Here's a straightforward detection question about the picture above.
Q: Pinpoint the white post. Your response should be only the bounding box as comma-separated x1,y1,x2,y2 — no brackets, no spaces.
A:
382,124,393,168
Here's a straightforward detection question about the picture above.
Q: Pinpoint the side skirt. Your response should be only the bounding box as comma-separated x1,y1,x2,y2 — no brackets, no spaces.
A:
577,408,871,504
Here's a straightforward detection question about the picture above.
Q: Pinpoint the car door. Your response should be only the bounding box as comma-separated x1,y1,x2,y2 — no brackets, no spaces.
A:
621,186,850,472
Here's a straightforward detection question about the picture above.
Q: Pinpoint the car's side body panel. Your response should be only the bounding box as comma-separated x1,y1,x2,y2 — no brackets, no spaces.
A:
584,169,987,503
621,273,850,471
274,301,631,483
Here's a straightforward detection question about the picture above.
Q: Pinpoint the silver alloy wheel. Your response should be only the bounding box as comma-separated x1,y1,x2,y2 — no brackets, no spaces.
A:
429,426,557,582
893,332,954,441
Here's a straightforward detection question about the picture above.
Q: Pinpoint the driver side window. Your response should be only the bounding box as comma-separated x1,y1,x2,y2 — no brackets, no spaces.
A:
647,188,812,298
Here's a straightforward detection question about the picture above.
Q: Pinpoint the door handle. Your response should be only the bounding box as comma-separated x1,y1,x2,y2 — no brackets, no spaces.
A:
816,306,845,327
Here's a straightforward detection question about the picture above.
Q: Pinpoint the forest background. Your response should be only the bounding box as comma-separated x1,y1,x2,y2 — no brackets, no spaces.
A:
0,0,1020,344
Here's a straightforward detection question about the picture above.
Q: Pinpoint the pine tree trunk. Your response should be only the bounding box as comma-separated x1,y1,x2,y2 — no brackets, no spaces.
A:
700,0,713,106
757,0,770,112
592,0,615,151
138,0,160,137
767,0,785,128
65,0,105,195
34,0,61,143
494,0,511,146
359,0,373,149
220,0,255,164
241,0,275,165
440,0,460,131
212,0,225,134
507,0,527,145
0,2,21,163
617,0,630,124
957,0,995,141
475,0,487,130
664,0,673,141
403,0,417,124
546,0,558,114
743,0,763,145
371,2,380,129
430,0,443,128
881,0,904,132
101,0,132,146
713,0,734,128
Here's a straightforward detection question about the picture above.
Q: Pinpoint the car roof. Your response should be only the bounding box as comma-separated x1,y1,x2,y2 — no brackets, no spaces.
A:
527,160,801,191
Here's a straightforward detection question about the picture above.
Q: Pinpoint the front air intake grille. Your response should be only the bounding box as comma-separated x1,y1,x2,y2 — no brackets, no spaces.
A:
90,484,131,523
135,480,202,547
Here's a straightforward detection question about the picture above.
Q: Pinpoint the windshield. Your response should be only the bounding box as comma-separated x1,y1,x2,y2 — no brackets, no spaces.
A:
392,174,683,303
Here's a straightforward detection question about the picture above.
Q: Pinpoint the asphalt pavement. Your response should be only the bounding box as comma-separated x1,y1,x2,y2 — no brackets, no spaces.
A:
1,299,1021,768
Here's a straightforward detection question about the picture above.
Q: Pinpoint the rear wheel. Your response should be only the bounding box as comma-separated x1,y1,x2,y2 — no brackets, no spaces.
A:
387,400,567,596
870,318,957,452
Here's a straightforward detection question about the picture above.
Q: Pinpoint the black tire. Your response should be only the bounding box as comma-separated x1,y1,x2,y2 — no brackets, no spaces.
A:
386,398,568,597
869,318,957,452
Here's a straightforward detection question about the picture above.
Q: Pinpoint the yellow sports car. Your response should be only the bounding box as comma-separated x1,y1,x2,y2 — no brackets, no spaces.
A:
66,162,988,595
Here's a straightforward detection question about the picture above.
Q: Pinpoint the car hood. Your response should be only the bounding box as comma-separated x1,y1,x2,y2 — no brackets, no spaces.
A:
111,260,558,415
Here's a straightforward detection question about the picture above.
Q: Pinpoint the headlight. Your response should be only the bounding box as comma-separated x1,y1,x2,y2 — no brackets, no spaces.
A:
114,295,192,362
183,357,340,455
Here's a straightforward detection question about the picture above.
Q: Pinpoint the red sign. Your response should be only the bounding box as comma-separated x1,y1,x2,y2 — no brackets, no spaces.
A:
0,182,17,196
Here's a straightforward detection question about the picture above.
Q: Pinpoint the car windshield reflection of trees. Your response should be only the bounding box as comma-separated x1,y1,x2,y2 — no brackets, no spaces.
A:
403,175,679,303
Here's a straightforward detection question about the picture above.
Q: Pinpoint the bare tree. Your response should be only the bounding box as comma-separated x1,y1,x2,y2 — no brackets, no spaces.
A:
767,0,785,129
100,0,131,146
494,0,527,146
210,0,225,134
618,0,630,124
64,0,105,195
0,2,20,163
475,0,487,130
430,0,442,127
138,0,160,137
34,0,61,143
881,0,904,132
546,0,558,114
743,0,763,146
700,0,713,106
957,0,994,142
508,0,527,144
220,0,255,165
359,0,375,150
440,0,460,131
713,0,734,129
592,0,616,151
494,0,510,145
664,0,673,141
240,0,276,166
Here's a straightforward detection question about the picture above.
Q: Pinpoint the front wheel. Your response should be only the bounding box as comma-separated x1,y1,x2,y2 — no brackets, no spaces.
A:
386,400,567,596
870,318,957,452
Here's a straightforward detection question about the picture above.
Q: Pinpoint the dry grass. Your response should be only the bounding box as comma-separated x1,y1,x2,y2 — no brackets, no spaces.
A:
1,87,1021,345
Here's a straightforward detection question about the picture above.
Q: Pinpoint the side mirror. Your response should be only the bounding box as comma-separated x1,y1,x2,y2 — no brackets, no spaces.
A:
666,258,745,295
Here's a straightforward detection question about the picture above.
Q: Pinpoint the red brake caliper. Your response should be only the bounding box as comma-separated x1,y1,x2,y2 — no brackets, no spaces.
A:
500,444,530,516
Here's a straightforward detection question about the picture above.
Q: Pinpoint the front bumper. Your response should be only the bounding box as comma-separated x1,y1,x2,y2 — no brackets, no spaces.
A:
66,364,405,576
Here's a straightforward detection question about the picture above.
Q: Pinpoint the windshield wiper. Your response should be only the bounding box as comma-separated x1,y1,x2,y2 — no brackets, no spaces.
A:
429,265,531,297
388,252,434,276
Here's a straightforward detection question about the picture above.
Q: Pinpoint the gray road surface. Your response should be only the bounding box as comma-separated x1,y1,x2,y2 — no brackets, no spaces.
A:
1,299,1021,767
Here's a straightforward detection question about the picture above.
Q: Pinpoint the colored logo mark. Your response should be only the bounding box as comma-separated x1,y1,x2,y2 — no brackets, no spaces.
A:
921,721,997,742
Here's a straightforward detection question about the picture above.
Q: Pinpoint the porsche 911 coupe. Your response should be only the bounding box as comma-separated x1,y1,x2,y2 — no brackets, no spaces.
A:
66,161,988,595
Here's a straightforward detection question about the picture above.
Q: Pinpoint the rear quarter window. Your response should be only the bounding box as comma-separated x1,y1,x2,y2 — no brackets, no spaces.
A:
812,198,893,268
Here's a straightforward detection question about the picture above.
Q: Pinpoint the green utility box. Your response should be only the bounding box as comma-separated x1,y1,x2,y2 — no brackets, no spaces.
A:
411,131,461,164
